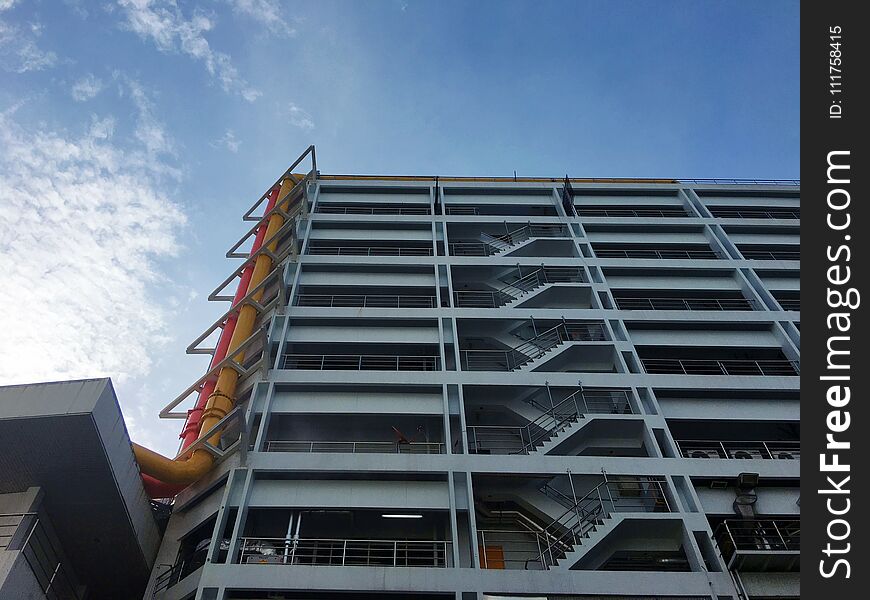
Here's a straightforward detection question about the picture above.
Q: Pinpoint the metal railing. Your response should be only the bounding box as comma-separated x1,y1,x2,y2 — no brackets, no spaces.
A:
709,208,800,219
714,519,800,568
295,294,436,308
315,205,430,215
575,207,689,218
307,245,434,256
449,223,569,256
678,178,800,185
527,478,671,570
614,296,754,311
263,440,444,454
642,358,799,376
238,537,450,568
0,513,82,600
444,206,479,215
468,389,632,455
677,440,800,460
454,266,586,308
281,354,440,371
461,321,607,371
594,248,721,260
740,249,800,261
776,298,800,311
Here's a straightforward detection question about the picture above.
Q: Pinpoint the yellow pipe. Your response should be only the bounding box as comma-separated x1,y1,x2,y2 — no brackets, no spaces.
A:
132,175,302,485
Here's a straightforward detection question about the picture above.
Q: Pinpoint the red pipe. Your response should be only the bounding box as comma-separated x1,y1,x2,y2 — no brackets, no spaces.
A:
142,185,282,498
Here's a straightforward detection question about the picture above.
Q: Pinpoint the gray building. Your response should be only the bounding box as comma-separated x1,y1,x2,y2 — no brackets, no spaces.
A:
145,157,800,600
0,378,162,599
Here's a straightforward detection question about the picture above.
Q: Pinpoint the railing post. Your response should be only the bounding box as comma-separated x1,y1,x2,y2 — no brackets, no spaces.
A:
342,540,347,566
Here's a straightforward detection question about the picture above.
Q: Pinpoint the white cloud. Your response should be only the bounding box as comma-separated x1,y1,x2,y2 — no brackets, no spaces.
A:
0,98,187,386
71,74,105,101
121,75,175,156
283,102,314,131
0,1,19,12
227,0,295,36
212,128,240,152
0,17,57,73
115,0,260,101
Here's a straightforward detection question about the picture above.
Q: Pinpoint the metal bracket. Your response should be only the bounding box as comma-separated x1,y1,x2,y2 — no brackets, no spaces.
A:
160,327,268,419
242,145,317,222
174,405,245,462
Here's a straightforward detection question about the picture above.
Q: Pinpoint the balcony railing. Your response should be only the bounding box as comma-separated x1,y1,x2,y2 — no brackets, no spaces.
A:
281,354,440,371
614,296,754,311
0,513,82,600
444,206,479,215
263,440,444,454
595,248,721,260
238,537,451,568
710,208,800,219
714,519,800,571
642,358,799,376
575,207,689,218
776,298,800,311
468,389,632,455
315,205,430,215
740,249,800,261
461,321,607,372
307,246,433,256
676,440,799,460
295,294,436,308
454,266,586,308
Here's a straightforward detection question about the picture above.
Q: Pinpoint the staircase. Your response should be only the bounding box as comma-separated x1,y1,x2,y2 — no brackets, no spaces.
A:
468,388,632,455
454,266,585,308
450,224,570,257
461,321,606,372
533,479,671,570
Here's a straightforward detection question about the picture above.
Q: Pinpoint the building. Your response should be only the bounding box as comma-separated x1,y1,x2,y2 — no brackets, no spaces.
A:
0,378,162,599
143,148,800,600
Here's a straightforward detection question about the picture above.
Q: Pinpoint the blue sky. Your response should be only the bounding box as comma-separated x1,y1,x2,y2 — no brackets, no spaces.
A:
0,0,799,455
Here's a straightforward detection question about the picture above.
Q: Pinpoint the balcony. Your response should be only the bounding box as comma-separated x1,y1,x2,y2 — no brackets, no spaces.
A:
237,509,452,568
239,538,450,568
295,292,437,308
738,246,799,261
260,414,445,455
641,358,798,376
613,294,754,312
593,244,721,260
316,204,430,215
307,242,433,257
676,440,799,460
576,206,689,218
709,207,800,219
714,519,799,571
281,354,440,371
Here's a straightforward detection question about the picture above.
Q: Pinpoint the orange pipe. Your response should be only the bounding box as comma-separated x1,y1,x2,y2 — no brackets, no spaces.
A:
133,175,302,486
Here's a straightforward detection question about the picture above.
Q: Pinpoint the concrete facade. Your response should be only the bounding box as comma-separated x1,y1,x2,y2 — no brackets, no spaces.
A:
145,176,799,600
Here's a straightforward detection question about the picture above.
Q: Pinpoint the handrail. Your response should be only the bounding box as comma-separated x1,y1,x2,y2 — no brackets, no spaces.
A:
613,296,755,311
454,266,585,308
740,249,800,261
238,537,451,568
468,389,633,455
449,223,569,256
315,205,430,215
714,519,800,569
677,178,800,185
281,354,440,371
307,245,433,256
461,321,607,371
263,440,444,454
594,248,721,260
676,440,799,460
295,294,436,308
575,207,689,218
709,208,800,219
642,358,799,376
